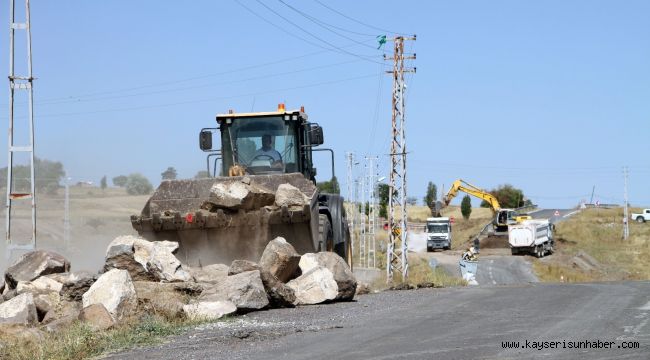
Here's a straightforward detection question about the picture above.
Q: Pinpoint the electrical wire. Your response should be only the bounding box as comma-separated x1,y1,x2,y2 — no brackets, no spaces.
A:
277,0,383,51
313,0,408,36
252,0,386,65
3,73,377,119
23,60,362,107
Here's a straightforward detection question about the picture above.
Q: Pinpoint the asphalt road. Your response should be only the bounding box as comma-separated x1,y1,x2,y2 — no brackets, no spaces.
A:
529,208,578,223
108,281,650,360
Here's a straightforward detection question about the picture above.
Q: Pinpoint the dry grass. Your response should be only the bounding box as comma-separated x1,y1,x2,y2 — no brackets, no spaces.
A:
368,255,467,290
533,207,650,282
0,314,216,360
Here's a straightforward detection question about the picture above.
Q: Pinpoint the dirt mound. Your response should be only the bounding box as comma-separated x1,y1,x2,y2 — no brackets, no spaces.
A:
480,235,509,249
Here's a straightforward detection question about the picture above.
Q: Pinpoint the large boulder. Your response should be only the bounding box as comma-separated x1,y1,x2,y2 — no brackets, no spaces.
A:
4,250,70,289
287,267,338,305
200,270,268,311
60,275,96,302
136,240,192,282
33,292,61,319
42,300,80,330
188,264,229,283
259,237,301,282
183,300,237,321
299,252,356,301
0,293,38,325
275,183,309,207
206,178,275,211
0,324,45,344
82,269,137,320
228,260,295,308
103,236,154,281
16,276,63,295
79,303,115,330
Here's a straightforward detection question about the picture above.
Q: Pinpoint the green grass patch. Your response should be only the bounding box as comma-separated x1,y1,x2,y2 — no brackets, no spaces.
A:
0,314,215,360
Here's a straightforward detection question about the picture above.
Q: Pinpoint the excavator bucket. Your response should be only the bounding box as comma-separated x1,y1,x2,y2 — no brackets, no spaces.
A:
131,173,320,266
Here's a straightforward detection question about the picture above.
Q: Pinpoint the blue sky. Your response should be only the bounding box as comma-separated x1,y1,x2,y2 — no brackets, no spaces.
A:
0,0,648,208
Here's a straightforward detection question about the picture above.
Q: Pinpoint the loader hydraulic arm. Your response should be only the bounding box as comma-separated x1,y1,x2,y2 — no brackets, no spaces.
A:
443,179,501,212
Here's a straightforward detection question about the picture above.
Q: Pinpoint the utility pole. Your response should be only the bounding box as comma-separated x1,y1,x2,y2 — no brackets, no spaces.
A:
623,166,629,240
365,156,378,268
359,168,366,268
590,185,595,205
346,152,355,254
6,0,37,258
63,176,70,248
385,35,416,281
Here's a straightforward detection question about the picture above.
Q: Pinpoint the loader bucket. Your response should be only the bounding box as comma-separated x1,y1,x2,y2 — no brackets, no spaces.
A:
131,173,320,266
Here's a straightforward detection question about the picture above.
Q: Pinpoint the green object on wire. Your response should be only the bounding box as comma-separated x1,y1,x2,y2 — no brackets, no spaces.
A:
376,35,387,49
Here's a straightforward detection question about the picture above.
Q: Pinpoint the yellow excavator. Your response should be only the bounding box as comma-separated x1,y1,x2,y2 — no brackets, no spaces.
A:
435,179,530,232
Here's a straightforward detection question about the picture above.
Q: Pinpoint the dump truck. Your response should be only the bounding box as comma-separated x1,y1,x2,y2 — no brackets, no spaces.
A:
508,219,554,257
130,105,351,267
425,217,452,251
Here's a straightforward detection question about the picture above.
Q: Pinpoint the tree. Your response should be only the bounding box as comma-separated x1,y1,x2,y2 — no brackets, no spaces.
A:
112,175,128,187
316,176,340,194
125,173,153,195
461,194,472,220
406,196,418,206
480,184,528,209
100,176,107,191
0,157,65,195
194,170,210,179
378,183,389,218
423,181,438,215
161,167,177,180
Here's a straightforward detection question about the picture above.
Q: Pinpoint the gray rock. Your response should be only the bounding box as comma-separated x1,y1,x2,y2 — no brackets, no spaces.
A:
141,240,192,282
42,300,80,326
103,236,154,281
299,252,357,301
259,237,301,283
188,264,229,283
82,269,137,320
183,300,236,321
207,180,275,210
33,292,61,318
4,250,70,289
227,260,294,308
228,260,261,276
287,266,338,305
0,293,38,325
16,276,63,295
133,281,201,318
275,183,309,207
0,323,45,343
79,303,115,330
200,270,269,311
60,275,96,302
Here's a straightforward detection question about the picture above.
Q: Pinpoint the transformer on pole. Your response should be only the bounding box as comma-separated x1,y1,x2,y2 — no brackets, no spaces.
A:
385,36,416,282
6,0,37,258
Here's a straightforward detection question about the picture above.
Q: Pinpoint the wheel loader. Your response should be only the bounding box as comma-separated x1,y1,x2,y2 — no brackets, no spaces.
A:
130,104,351,268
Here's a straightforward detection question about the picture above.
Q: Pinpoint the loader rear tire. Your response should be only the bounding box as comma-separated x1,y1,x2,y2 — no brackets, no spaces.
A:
318,214,333,252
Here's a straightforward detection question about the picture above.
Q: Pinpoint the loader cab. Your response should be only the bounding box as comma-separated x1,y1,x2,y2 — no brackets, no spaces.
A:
202,105,323,181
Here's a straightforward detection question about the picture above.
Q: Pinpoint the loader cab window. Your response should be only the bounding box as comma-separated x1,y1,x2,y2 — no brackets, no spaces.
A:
222,116,298,175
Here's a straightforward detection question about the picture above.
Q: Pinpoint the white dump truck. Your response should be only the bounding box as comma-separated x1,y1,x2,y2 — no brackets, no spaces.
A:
426,217,452,251
508,219,554,257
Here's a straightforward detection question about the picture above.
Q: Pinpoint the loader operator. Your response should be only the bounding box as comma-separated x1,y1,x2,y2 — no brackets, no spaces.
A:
253,134,283,168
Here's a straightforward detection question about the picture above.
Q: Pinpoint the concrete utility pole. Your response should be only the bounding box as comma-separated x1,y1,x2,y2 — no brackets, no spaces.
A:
346,152,355,254
623,166,629,240
359,168,366,268
365,155,378,268
385,35,416,281
6,0,37,258
64,176,71,248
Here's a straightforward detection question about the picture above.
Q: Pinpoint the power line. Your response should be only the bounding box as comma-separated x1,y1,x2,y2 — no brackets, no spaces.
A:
279,1,376,37
16,59,362,107
3,73,377,119
313,0,408,36
252,0,386,65
277,0,382,50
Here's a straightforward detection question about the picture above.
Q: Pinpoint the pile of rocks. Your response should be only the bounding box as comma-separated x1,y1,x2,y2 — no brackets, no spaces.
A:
0,235,357,340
